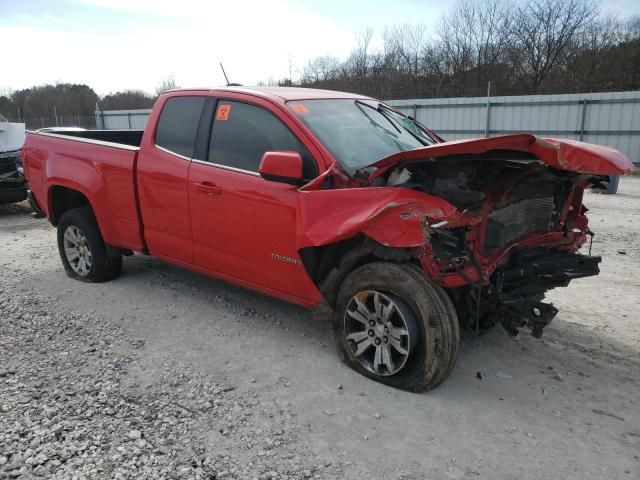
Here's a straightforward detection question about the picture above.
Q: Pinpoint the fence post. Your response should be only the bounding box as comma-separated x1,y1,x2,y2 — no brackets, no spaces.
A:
128,112,132,129
484,81,491,137
579,99,588,141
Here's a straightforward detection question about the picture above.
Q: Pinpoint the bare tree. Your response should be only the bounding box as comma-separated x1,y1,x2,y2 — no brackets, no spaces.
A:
102,90,155,110
257,77,279,87
436,2,475,94
301,56,341,83
511,0,598,92
566,14,624,90
348,28,374,80
622,14,640,42
371,28,405,98
473,0,512,89
155,75,179,96
436,0,513,95
422,43,449,97
388,24,428,96
292,0,640,99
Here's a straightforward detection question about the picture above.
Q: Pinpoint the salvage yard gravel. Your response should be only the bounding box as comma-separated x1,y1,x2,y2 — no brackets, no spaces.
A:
0,279,328,479
1,178,640,479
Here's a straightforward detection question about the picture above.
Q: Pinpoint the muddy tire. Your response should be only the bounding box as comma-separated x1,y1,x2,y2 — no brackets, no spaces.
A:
57,206,122,283
333,262,459,392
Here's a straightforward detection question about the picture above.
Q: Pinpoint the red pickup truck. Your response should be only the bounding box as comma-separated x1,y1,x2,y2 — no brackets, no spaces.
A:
22,87,634,391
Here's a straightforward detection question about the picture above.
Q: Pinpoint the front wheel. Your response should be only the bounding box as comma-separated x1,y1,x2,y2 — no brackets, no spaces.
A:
333,262,459,392
57,206,122,282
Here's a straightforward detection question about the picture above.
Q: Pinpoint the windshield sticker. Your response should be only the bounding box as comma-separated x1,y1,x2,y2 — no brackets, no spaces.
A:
216,104,231,121
290,103,310,115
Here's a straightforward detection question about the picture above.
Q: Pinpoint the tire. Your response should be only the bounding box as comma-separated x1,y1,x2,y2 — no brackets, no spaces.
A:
333,262,460,392
57,206,122,282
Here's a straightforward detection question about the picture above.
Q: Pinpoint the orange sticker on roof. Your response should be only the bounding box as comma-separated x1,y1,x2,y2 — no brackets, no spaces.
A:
290,103,310,115
216,104,231,120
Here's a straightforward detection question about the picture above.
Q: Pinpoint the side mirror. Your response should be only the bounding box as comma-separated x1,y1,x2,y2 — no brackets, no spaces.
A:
259,151,304,184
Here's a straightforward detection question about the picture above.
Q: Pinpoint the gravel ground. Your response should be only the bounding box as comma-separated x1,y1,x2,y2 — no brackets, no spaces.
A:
0,262,329,479
1,177,640,479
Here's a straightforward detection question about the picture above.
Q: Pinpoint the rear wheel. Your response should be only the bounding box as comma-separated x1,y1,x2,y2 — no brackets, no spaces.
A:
333,262,460,392
57,206,122,282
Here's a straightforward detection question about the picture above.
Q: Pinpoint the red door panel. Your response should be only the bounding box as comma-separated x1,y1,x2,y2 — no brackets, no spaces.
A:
137,147,193,263
188,161,316,301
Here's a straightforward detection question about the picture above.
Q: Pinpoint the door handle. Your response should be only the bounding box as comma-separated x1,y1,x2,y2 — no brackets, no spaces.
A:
194,181,221,195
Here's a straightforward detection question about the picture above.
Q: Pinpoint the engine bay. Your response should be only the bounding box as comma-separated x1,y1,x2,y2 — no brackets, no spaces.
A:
374,156,608,337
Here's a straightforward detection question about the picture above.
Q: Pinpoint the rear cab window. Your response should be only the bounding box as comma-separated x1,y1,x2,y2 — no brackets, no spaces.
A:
207,100,318,180
155,96,206,158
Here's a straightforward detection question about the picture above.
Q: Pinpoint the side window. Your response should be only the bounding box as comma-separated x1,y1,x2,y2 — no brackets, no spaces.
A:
208,101,318,179
155,96,205,158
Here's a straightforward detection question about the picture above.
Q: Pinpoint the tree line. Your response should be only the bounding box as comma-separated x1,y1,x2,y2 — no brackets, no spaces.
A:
1,0,639,128
0,77,177,128
294,0,640,99
0,85,155,123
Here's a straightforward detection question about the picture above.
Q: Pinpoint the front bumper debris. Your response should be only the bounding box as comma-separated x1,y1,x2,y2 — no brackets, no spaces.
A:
484,248,601,337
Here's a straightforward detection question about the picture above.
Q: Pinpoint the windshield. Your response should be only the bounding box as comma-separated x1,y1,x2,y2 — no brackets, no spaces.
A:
287,99,434,174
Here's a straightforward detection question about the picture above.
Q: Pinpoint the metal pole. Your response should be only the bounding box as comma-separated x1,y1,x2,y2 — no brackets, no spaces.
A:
484,81,491,137
17,108,21,122
53,105,58,127
95,102,100,129
128,112,132,129
579,99,588,141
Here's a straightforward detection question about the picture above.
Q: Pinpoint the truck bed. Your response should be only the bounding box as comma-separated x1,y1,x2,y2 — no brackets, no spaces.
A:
24,131,145,252
50,129,144,147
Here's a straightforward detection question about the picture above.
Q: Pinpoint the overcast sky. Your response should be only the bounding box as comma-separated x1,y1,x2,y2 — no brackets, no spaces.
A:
1,0,639,96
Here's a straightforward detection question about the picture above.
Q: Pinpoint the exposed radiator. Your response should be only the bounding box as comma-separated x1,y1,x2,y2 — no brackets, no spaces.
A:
484,196,557,253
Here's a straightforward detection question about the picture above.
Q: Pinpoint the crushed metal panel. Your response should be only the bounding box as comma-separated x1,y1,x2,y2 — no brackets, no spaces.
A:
367,134,635,181
296,188,458,249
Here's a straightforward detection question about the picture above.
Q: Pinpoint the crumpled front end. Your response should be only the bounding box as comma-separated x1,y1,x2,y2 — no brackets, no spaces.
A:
409,161,602,337
298,135,634,336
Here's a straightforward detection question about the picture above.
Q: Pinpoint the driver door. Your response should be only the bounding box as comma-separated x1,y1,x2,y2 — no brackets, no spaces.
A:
187,97,319,302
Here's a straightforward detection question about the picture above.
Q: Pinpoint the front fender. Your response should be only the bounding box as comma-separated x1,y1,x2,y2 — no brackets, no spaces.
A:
296,187,459,249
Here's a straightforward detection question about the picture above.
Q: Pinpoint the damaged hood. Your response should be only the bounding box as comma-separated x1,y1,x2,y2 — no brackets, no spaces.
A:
367,134,635,179
295,134,634,251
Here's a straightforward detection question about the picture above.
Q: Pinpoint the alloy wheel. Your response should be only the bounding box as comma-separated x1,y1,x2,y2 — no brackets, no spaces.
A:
343,290,415,376
63,226,92,276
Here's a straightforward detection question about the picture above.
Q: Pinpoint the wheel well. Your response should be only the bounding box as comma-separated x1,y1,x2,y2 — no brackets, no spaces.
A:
50,186,90,226
299,235,418,308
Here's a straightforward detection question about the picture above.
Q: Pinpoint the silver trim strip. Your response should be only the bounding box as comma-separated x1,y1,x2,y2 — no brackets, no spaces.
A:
29,131,140,152
191,158,261,177
154,144,192,161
